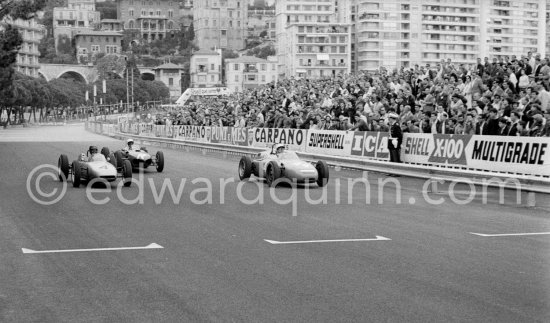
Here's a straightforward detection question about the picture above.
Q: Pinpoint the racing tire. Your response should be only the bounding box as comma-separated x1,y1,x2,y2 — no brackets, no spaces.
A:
122,160,132,187
100,147,110,159
114,150,125,169
315,160,329,187
266,161,281,187
72,161,81,188
108,153,117,168
238,156,252,180
156,151,164,172
58,154,69,182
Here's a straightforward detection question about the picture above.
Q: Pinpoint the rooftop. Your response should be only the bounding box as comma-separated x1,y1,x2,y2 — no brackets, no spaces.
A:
153,63,184,70
225,56,270,64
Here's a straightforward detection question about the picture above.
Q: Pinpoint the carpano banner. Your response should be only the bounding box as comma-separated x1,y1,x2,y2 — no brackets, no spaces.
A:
249,127,307,151
112,122,550,177
306,129,354,156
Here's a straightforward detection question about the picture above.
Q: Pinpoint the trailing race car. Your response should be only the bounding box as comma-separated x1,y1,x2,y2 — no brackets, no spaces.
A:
114,141,164,173
57,146,133,187
238,144,329,187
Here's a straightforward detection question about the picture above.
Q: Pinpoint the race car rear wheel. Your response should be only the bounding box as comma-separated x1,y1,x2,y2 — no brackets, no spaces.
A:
123,160,132,187
72,161,81,188
101,147,110,159
156,151,164,172
108,153,117,168
315,160,329,187
238,156,252,180
58,154,69,182
114,150,125,169
266,161,281,187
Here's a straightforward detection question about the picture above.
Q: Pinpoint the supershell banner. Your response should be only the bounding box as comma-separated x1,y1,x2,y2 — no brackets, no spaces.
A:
350,131,390,160
248,127,308,151
402,133,550,176
306,129,354,156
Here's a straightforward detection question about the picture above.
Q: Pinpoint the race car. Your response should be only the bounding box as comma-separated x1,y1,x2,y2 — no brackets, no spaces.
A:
114,145,164,173
238,144,329,187
57,146,133,188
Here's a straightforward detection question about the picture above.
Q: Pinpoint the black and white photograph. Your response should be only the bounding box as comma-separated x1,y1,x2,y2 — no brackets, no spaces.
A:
0,0,549,321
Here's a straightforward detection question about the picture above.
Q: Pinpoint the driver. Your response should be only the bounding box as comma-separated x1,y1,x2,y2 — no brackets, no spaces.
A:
124,139,135,152
87,146,105,162
272,144,286,156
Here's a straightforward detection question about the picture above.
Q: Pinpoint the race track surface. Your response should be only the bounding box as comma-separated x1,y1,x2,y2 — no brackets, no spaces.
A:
0,124,549,322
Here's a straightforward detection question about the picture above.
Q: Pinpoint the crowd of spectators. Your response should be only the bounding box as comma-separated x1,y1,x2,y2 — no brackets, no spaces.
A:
145,52,550,137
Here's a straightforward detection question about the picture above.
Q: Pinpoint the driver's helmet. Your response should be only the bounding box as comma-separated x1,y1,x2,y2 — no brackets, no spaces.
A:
89,145,98,155
127,139,134,146
273,144,285,155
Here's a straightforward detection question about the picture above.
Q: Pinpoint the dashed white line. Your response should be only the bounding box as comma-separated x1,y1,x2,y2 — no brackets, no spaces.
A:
22,243,163,254
264,236,391,245
469,232,550,237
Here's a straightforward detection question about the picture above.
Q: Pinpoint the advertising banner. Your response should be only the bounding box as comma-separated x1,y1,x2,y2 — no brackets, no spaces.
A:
249,127,307,151
173,125,211,143
305,129,354,156
210,127,248,146
350,131,390,160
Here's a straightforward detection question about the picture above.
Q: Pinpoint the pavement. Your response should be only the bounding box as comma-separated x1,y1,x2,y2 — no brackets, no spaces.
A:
0,126,549,322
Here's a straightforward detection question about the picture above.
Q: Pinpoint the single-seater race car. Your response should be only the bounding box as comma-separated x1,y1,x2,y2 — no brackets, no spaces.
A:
114,144,164,173
238,144,329,187
57,146,133,187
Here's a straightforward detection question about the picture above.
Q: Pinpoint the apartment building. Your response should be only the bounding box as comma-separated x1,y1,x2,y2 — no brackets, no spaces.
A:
74,31,123,63
190,49,223,88
352,0,546,72
53,0,101,51
117,0,183,42
2,18,44,78
275,0,352,79
153,63,185,99
193,0,248,50
225,56,277,92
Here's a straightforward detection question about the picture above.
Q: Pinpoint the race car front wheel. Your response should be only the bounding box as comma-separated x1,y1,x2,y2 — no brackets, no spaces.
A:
266,161,281,187
72,161,81,188
123,160,132,187
238,156,252,180
315,160,329,187
156,151,164,172
58,154,69,182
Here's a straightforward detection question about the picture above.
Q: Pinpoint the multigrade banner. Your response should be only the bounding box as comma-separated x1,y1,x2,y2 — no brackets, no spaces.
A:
402,133,550,176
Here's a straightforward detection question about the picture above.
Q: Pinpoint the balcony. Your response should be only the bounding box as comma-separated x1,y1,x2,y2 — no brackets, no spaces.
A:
243,67,258,73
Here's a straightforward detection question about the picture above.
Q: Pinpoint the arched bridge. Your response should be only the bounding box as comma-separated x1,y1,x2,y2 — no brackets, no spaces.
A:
39,64,98,84
39,64,156,84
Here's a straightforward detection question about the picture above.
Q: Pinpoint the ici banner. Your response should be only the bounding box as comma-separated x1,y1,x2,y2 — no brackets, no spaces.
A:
350,131,390,160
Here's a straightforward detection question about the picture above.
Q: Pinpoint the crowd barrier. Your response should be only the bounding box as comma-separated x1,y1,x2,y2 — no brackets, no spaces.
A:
87,121,550,179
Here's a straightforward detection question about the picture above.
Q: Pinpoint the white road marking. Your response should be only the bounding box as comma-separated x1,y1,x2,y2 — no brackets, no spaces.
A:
264,236,391,245
470,232,550,237
22,243,163,254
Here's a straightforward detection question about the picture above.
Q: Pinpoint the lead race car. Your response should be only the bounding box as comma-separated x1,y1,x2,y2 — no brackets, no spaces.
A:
238,144,329,187
114,139,164,173
57,146,133,187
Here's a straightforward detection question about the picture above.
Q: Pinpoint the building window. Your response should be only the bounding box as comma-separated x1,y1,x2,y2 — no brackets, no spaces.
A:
169,78,174,86
211,64,214,70
261,64,266,71
234,64,239,70
129,20,135,28
91,45,100,52
129,9,134,17
261,75,265,82
235,75,239,82
211,75,215,82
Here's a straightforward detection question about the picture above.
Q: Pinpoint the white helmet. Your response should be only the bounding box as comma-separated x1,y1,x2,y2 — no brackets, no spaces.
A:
127,139,134,145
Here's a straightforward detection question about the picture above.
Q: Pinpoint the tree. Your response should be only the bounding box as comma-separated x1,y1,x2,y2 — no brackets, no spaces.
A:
96,54,126,80
247,44,276,59
0,0,47,119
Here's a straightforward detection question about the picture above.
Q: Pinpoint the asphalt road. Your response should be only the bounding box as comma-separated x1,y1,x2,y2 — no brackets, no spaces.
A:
0,125,549,322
